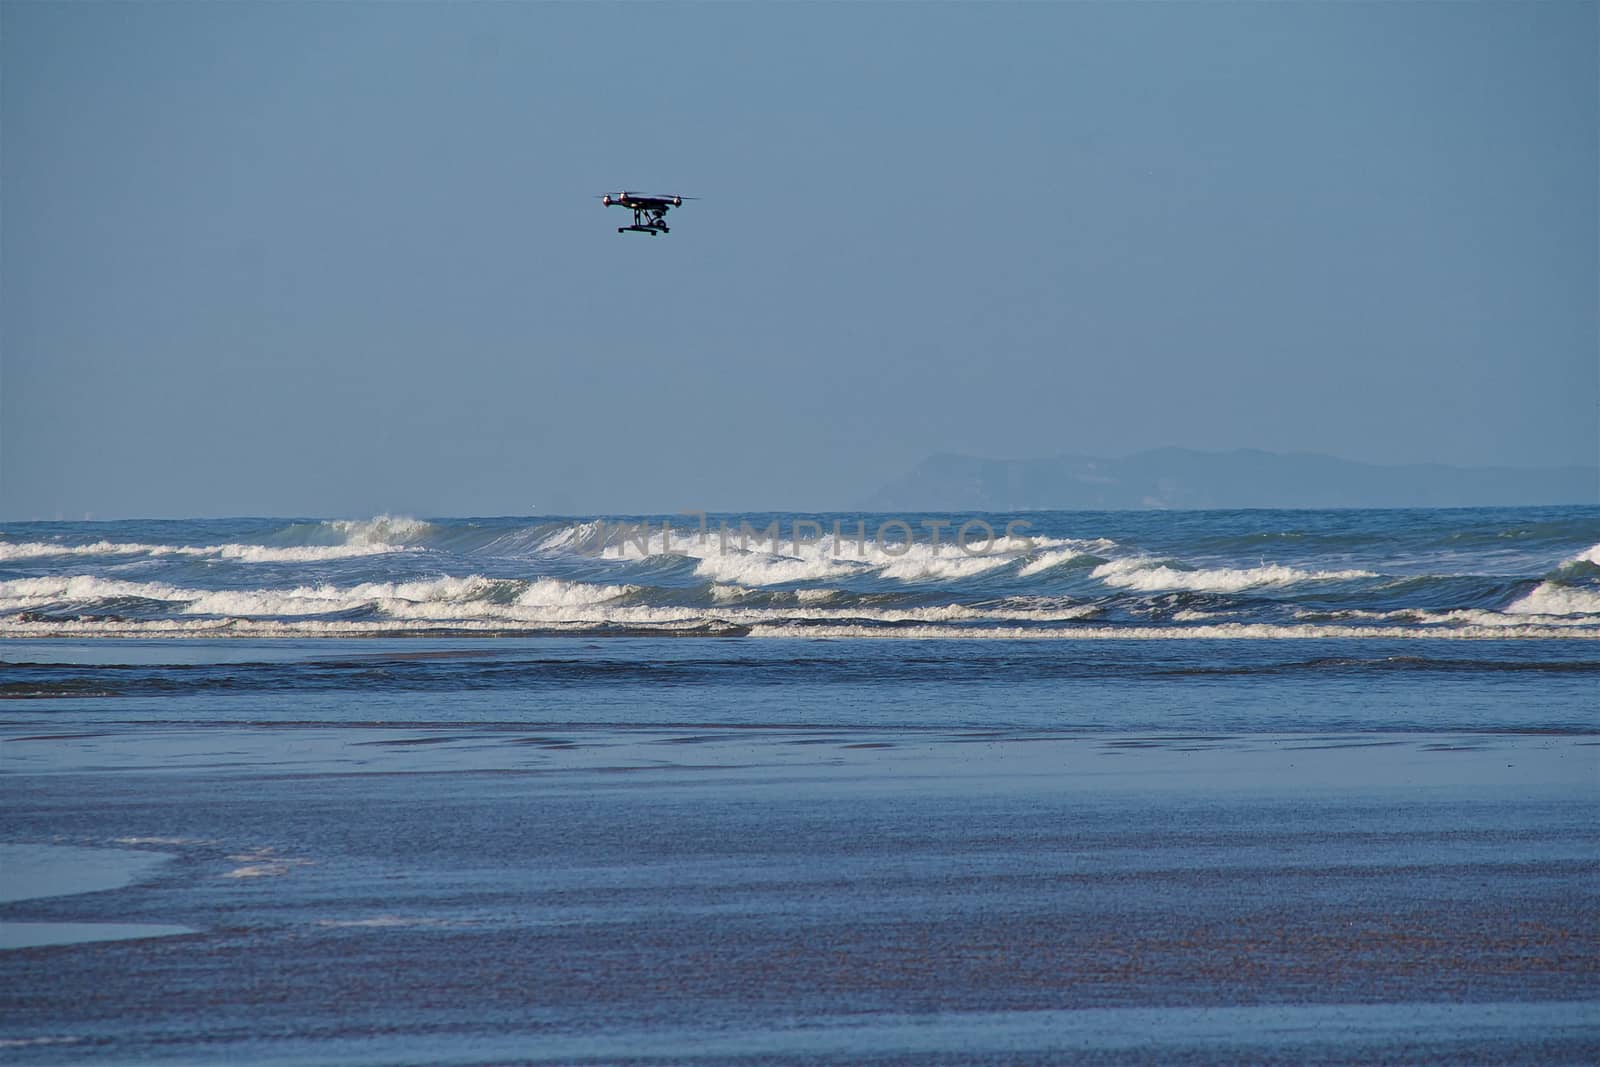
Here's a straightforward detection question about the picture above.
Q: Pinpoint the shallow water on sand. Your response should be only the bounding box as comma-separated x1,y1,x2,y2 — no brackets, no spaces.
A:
0,844,193,950
2,630,1597,1064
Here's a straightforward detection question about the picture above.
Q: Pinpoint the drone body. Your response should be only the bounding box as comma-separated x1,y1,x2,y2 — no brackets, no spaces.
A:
599,191,694,236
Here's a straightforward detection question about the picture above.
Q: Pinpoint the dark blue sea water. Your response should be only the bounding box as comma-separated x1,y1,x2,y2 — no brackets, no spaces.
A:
2,509,1597,1064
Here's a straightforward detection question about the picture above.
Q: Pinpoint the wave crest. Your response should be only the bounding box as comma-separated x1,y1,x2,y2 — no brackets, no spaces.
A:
1091,558,1377,593
0,540,409,564
325,515,436,546
1505,582,1600,617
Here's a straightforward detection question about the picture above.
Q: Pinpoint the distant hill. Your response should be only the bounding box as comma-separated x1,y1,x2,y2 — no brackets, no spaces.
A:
867,448,1598,511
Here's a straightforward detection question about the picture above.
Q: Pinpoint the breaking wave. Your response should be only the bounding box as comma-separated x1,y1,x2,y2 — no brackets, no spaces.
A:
1505,582,1600,617
0,515,438,564
1090,558,1377,593
3,511,1597,639
0,540,411,563
323,515,438,546
561,523,1115,588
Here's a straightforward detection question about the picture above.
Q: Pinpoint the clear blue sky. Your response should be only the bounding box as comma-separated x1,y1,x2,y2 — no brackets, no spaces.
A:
4,1,1595,519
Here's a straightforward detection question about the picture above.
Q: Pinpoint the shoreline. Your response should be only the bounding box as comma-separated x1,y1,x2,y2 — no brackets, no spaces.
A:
0,844,193,950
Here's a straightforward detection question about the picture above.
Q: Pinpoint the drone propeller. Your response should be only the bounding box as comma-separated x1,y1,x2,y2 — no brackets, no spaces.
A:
596,190,700,213
593,192,700,200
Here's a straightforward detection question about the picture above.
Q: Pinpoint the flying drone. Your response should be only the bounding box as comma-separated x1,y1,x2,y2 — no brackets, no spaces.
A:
598,190,696,236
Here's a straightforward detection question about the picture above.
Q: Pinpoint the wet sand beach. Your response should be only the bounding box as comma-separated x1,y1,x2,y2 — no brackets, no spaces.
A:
3,716,1596,1065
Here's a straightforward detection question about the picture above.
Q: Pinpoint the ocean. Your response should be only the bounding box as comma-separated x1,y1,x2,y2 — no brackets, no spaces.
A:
2,507,1597,1064
3,508,1598,641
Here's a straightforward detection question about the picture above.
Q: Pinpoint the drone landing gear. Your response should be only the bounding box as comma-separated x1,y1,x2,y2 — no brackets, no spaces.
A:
617,208,669,236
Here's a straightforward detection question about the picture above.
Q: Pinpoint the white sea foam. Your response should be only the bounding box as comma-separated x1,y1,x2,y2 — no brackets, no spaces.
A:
0,614,1591,639
224,865,286,879
1171,609,1226,622
223,848,312,879
0,539,409,563
210,543,410,562
325,515,435,545
3,554,1595,638
0,575,193,608
691,551,870,586
820,534,1044,582
0,1038,83,1049
744,621,1600,641
0,579,1077,631
179,576,507,619
3,598,1592,639
877,551,1017,582
0,574,611,622
0,540,165,561
515,578,635,607
1091,558,1377,593
568,523,1109,588
1017,541,1113,578
1544,542,1600,579
0,616,738,637
531,519,607,555
1504,582,1600,617
0,515,434,563
1294,606,1600,629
